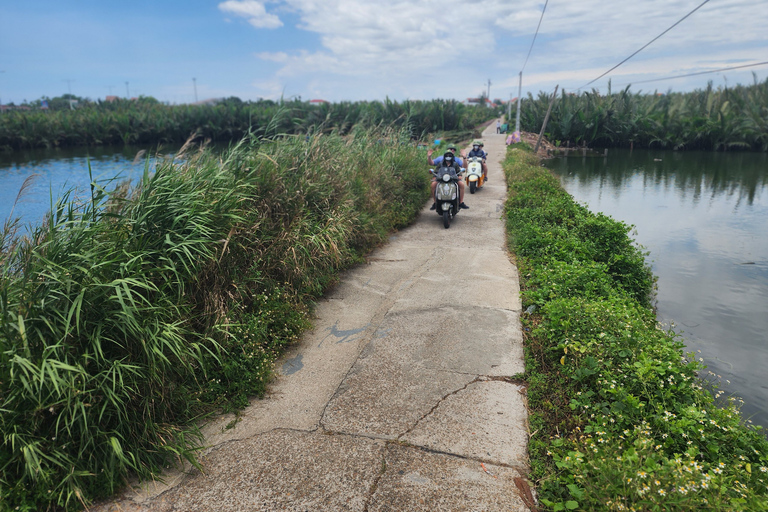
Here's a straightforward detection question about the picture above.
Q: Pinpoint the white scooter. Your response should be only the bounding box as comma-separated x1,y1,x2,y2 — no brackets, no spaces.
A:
465,156,485,194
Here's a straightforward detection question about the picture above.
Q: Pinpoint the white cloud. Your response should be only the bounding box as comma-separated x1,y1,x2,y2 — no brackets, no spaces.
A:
218,0,283,29
256,51,289,62
230,0,768,100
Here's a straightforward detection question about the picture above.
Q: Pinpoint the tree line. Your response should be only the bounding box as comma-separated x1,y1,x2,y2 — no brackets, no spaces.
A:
0,96,500,151
519,76,768,151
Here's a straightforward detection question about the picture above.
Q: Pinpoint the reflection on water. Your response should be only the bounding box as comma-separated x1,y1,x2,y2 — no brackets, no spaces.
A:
545,149,768,431
0,144,182,230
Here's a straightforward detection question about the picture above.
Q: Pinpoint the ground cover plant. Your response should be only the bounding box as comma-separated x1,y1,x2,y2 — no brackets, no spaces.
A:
502,146,768,511
0,96,499,151
519,76,768,151
0,126,430,511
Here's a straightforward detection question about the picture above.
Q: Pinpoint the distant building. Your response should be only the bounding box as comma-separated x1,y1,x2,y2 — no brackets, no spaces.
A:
464,97,494,106
0,105,31,112
309,99,329,104
105,95,119,102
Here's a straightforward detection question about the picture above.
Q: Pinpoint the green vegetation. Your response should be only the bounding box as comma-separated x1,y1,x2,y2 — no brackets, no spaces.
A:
503,146,768,511
0,127,430,510
0,96,499,151
520,77,768,151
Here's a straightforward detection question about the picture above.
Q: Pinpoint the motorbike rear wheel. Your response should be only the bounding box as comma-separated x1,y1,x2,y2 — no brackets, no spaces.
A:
443,210,451,229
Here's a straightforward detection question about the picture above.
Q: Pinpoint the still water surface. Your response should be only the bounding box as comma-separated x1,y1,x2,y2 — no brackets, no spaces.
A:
544,149,768,430
0,145,181,229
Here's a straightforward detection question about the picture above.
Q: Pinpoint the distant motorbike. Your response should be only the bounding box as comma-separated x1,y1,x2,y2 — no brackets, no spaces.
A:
465,156,485,193
431,165,462,228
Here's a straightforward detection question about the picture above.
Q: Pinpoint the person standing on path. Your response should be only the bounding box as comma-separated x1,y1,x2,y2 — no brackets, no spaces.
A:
496,119,501,133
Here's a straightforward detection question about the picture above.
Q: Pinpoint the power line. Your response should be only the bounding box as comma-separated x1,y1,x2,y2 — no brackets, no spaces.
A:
521,0,549,73
618,60,768,86
578,0,712,90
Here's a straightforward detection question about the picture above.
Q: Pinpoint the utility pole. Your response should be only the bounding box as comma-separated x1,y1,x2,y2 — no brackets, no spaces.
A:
192,77,198,103
63,79,76,109
125,81,130,98
0,70,5,109
63,79,74,96
535,85,558,153
515,71,522,134
486,79,491,103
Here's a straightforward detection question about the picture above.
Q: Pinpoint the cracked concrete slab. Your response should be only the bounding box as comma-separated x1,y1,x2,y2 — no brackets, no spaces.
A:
118,430,385,512
402,379,529,466
368,444,529,512
322,304,523,438
322,357,475,439
354,306,523,376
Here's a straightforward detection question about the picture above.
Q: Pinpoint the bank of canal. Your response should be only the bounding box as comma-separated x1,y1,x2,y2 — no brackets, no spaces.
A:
544,148,768,431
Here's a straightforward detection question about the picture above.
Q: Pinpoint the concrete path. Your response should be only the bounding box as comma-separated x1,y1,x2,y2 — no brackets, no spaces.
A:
96,121,531,512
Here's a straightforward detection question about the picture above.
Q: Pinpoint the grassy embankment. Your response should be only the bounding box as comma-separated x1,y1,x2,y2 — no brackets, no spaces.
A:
0,97,498,151
519,78,768,151
503,145,768,511
0,127,430,511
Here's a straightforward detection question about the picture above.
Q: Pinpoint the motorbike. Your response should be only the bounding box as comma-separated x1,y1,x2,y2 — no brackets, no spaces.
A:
465,156,485,193
431,165,462,229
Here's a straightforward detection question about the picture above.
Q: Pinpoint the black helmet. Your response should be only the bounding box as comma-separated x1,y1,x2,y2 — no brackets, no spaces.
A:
443,152,455,163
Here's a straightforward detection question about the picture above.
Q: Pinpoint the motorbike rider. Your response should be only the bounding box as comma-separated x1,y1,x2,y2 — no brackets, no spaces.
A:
467,140,488,183
428,144,465,167
427,148,469,210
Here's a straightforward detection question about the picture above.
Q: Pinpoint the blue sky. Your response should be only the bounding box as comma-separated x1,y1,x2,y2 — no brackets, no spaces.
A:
1,0,766,105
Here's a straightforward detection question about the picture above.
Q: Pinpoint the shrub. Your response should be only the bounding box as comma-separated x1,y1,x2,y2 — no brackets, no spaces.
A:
503,146,768,511
0,128,430,510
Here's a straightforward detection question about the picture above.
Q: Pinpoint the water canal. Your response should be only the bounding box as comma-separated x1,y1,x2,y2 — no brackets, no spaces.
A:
0,144,185,230
544,149,768,431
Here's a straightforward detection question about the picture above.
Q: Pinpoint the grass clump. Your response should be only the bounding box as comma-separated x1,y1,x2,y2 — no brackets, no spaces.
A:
0,128,429,510
503,149,768,511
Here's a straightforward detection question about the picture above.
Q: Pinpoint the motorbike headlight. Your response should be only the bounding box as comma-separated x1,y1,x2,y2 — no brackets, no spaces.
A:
442,173,450,182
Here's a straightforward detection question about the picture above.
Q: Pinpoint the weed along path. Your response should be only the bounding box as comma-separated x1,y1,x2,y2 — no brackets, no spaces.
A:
97,121,531,512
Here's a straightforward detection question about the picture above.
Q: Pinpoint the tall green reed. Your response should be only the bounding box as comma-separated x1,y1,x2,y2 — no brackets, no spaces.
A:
0,126,429,510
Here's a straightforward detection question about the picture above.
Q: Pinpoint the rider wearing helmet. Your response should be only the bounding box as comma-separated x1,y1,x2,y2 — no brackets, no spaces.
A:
467,140,488,182
428,144,464,167
427,146,469,210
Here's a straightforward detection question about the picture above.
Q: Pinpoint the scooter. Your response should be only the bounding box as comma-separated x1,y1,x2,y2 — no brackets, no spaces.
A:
431,165,462,229
465,156,485,193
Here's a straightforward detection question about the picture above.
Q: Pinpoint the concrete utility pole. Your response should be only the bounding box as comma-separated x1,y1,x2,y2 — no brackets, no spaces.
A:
125,81,130,98
535,84,558,153
193,77,198,103
515,71,522,134
486,79,491,102
0,70,5,108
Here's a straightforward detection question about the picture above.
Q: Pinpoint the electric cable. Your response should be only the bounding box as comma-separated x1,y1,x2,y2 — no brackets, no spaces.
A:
617,60,768,86
577,0,712,90
521,0,549,73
